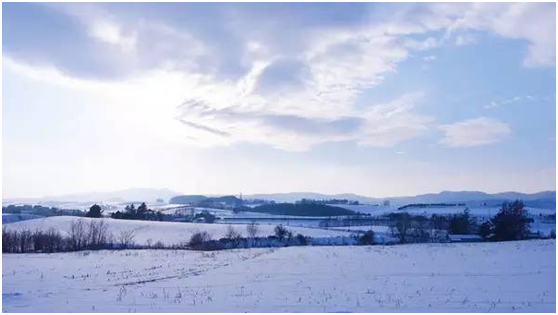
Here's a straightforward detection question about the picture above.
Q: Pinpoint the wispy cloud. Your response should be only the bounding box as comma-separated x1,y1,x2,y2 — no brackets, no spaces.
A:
438,117,511,147
485,95,536,109
176,93,431,151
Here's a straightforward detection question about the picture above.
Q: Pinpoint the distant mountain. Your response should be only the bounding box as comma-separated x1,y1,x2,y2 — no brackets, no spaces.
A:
37,188,181,203
6,189,555,210
245,191,556,209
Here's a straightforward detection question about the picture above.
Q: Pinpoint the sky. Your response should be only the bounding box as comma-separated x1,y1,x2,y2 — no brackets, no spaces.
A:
2,2,556,199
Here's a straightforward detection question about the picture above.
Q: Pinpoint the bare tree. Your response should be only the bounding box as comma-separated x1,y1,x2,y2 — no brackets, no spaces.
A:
225,225,242,240
246,222,260,238
69,219,88,251
44,228,64,252
118,230,136,249
87,220,109,249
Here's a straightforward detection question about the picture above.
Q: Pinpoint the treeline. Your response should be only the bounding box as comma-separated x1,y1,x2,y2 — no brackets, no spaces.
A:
296,198,360,205
397,203,466,210
245,203,360,217
110,203,168,221
3,220,375,253
3,204,84,217
2,220,139,253
184,224,375,251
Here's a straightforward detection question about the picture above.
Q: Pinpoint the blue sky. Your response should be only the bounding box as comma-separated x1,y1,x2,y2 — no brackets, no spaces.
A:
2,2,556,198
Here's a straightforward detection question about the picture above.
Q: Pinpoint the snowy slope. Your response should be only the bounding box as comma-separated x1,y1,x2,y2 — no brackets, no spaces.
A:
2,216,352,246
2,240,555,312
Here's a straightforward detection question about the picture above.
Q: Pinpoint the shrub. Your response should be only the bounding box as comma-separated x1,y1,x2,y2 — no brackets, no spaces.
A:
274,224,289,240
295,233,308,245
189,231,212,249
358,230,375,245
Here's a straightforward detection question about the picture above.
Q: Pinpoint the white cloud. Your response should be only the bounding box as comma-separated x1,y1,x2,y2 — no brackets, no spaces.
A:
89,20,137,53
444,3,556,67
4,3,553,152
439,117,511,147
454,33,477,46
484,95,537,109
403,37,439,51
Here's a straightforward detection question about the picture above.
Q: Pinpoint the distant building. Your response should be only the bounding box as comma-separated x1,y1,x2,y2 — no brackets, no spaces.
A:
448,234,482,243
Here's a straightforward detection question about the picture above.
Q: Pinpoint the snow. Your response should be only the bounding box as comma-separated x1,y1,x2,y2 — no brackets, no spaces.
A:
2,216,352,246
2,240,555,312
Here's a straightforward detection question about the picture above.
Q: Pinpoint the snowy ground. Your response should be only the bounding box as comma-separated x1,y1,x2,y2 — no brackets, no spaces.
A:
2,240,554,312
2,216,352,246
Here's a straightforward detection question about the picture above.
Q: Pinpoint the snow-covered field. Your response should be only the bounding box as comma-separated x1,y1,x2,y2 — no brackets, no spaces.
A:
2,240,555,312
2,216,352,246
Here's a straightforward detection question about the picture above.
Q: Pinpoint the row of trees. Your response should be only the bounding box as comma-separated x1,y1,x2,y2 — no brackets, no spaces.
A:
247,202,361,216
186,223,376,250
110,203,167,221
385,200,536,243
3,204,85,217
186,224,311,250
2,220,137,253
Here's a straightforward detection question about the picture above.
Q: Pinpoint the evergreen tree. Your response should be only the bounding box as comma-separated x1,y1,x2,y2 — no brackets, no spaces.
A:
491,200,530,241
138,202,148,214
449,208,473,234
86,204,103,218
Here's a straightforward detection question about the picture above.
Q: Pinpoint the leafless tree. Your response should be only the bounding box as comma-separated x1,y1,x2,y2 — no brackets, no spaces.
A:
69,219,88,251
246,222,260,238
87,220,109,249
18,230,33,253
118,230,136,249
225,225,242,240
